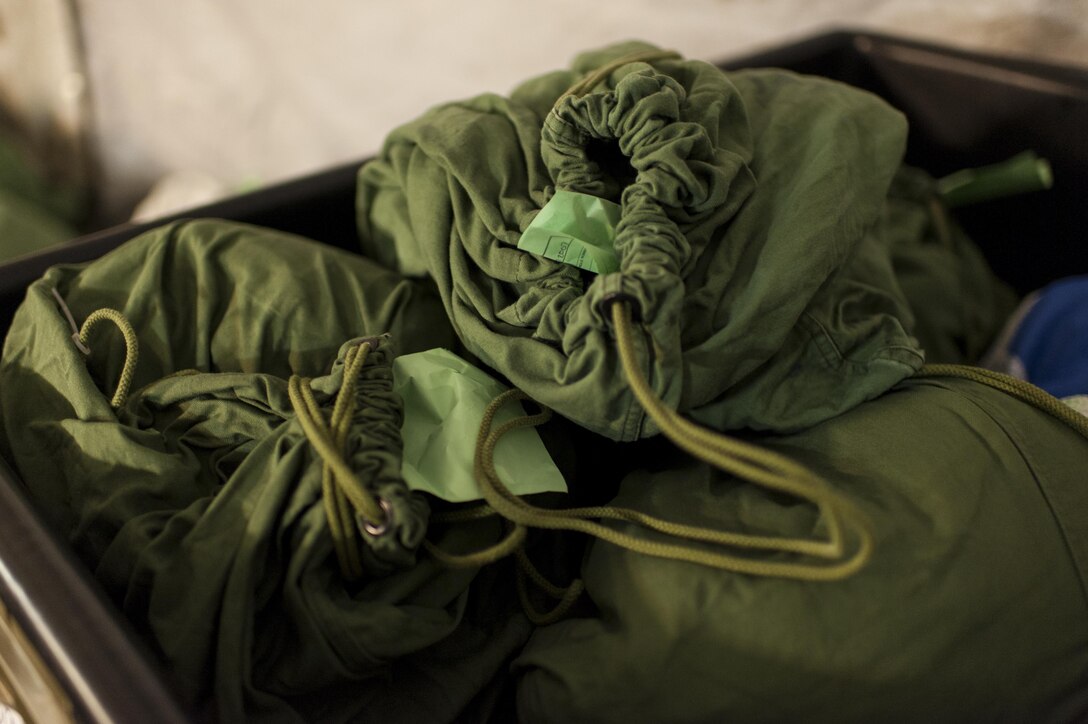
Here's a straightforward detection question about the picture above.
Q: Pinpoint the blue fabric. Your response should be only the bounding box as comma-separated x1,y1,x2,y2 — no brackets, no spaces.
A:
1007,275,1088,398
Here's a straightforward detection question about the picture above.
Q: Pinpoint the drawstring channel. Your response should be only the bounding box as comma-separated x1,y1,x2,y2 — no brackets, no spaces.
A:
288,341,392,581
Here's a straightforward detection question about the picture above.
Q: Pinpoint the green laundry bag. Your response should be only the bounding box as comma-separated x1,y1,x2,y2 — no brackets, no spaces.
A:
0,219,528,722
513,374,1088,722
358,42,924,440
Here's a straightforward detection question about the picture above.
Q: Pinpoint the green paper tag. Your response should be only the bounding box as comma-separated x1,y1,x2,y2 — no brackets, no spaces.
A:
517,189,621,274
392,348,567,503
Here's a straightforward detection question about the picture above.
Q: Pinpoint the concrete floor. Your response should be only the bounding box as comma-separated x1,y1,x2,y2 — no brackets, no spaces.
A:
3,0,1088,222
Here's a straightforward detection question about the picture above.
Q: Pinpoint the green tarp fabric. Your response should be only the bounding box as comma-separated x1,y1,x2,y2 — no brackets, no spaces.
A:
0,219,532,722
513,374,1088,722
357,41,924,440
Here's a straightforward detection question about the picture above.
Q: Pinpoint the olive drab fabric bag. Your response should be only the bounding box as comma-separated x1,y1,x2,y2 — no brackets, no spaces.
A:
354,41,1087,722
512,372,1088,722
357,41,924,440
0,219,533,722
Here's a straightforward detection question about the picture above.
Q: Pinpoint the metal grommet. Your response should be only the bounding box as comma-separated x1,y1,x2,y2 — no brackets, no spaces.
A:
360,497,394,537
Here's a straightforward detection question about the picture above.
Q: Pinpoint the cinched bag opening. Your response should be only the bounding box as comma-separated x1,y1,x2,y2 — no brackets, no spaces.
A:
357,42,925,441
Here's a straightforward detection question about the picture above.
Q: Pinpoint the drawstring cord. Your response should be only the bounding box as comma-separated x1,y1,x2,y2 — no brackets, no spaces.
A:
53,288,139,409
423,395,585,623
916,363,1088,439
513,546,585,626
288,341,392,581
554,48,682,107
611,302,874,577
78,310,140,409
427,310,875,584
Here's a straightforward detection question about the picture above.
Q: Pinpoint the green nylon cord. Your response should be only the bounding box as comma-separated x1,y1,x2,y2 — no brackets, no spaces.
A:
916,363,1088,439
289,341,390,581
514,547,586,626
77,308,139,409
426,514,581,624
470,394,849,559
423,522,527,569
324,343,369,580
609,301,874,579
428,384,873,581
555,48,682,105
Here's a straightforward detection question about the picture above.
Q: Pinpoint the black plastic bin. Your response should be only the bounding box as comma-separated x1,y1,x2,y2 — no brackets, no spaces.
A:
1,30,1086,723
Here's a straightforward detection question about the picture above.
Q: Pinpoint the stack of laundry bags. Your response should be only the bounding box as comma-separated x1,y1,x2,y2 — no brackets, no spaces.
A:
2,42,1086,722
